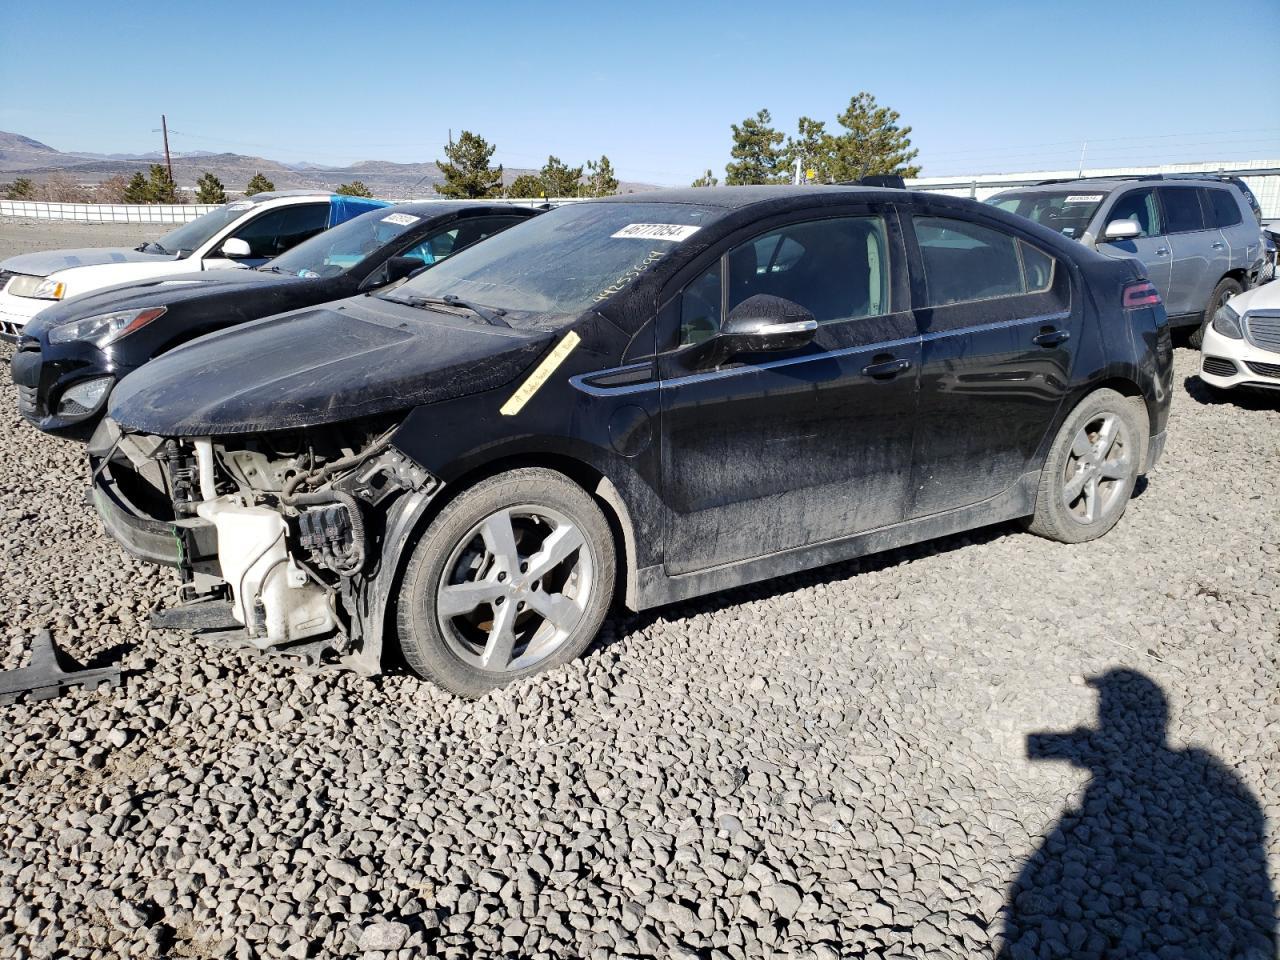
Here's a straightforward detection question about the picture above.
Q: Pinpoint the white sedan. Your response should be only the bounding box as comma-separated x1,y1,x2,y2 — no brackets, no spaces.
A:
0,191,387,339
1199,279,1280,394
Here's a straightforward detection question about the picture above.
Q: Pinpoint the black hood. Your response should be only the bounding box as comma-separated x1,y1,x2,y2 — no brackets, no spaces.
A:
108,296,555,436
26,270,298,337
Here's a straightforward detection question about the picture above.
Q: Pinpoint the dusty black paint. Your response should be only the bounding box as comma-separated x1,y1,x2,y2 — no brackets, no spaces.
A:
94,186,1173,644
14,203,537,439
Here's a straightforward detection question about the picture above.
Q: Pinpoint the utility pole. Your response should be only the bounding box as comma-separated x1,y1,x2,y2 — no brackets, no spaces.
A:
1077,140,1088,179
794,156,803,186
161,114,174,189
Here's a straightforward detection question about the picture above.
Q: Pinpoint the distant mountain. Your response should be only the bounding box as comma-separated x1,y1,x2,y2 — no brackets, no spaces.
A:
0,130,662,197
0,131,67,171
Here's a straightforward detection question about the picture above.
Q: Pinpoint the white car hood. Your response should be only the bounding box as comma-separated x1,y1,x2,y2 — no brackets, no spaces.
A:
2,247,175,278
1228,281,1280,314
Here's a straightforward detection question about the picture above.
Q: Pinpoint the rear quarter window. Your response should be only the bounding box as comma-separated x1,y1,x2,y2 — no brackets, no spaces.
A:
1205,188,1243,228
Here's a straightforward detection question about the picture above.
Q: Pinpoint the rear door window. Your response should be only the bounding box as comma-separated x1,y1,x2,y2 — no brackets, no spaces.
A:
1105,189,1162,238
1205,188,1243,228
914,217,1041,306
1158,187,1205,234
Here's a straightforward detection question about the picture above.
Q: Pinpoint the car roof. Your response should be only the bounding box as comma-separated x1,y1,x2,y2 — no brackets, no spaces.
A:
590,185,922,209
242,189,338,202
388,200,541,218
995,178,1237,196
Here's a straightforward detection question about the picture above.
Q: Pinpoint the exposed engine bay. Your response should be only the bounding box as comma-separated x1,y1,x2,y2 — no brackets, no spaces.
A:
89,416,438,669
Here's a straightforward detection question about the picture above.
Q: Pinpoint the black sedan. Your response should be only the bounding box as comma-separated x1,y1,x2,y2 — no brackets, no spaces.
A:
11,201,540,439
91,187,1173,696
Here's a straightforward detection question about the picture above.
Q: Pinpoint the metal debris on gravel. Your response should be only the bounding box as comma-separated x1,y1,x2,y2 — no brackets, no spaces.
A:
0,219,1276,958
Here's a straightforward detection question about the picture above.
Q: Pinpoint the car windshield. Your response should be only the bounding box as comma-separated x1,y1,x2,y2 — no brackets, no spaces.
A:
147,201,262,257
265,208,420,278
382,201,723,324
988,190,1106,240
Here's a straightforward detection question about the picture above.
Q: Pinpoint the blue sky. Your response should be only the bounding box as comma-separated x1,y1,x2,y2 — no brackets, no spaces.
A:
2,0,1277,185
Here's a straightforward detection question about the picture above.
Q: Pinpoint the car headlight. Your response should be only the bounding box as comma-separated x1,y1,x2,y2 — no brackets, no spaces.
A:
7,275,65,300
48,307,167,348
1211,305,1244,340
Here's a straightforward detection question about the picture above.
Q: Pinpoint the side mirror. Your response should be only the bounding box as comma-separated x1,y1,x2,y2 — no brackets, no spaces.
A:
385,256,426,284
1102,219,1142,242
697,294,817,367
219,237,252,259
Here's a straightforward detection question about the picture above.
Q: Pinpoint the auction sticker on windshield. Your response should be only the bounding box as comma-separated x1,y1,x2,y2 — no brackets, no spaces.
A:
1065,195,1104,203
611,223,700,242
382,213,420,226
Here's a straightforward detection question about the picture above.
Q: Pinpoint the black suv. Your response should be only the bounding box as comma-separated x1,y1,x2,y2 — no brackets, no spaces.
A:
90,187,1173,696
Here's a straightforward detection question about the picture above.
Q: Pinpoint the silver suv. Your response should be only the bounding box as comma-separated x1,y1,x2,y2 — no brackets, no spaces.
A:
989,176,1265,346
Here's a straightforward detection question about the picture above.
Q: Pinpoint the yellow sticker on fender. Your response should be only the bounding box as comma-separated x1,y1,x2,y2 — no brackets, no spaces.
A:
500,331,581,416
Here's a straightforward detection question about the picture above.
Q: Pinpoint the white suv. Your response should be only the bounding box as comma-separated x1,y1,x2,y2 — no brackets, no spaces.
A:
0,191,387,338
1199,281,1280,394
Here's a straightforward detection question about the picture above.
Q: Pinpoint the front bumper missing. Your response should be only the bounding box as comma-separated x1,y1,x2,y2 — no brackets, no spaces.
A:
90,460,217,571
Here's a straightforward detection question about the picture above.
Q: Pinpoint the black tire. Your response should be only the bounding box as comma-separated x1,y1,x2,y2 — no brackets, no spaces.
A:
395,467,615,697
1028,389,1147,544
1188,276,1243,349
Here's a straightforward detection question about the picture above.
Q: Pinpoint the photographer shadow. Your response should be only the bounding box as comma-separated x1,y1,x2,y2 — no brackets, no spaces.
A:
1000,669,1277,959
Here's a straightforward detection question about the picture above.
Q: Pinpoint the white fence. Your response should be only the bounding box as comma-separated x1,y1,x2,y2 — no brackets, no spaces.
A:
0,197,562,223
0,200,221,223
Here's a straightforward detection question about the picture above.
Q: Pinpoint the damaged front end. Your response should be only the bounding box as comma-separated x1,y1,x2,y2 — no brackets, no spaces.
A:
88,415,438,672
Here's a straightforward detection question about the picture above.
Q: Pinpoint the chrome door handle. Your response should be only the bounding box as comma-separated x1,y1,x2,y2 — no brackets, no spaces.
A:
1155,248,1169,256
1211,241,1225,249
861,358,911,378
1033,329,1070,347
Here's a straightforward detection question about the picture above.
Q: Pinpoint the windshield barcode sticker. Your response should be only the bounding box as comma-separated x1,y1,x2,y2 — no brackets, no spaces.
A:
382,213,420,226
1065,195,1104,203
611,223,700,242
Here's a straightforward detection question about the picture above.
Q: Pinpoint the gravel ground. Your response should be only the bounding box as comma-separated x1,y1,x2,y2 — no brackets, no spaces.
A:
0,218,1277,959
0,218,167,262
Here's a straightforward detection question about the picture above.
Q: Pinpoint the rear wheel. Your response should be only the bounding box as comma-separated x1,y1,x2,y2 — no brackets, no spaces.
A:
396,468,615,697
1028,389,1146,544
1188,277,1242,349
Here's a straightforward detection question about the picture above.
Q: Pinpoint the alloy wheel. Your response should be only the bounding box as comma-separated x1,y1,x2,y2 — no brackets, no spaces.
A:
1061,412,1133,524
435,505,593,673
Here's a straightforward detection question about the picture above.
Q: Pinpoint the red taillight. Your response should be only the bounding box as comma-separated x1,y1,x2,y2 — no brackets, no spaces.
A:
1122,280,1161,310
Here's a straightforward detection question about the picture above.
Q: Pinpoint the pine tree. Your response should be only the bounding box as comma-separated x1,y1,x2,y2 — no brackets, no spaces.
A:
507,173,545,198
123,172,151,204
336,180,373,197
538,156,583,197
146,164,177,203
690,170,719,188
5,177,35,200
725,109,787,185
245,173,275,196
435,131,503,199
582,155,618,197
827,92,921,181
195,172,227,204
786,116,832,183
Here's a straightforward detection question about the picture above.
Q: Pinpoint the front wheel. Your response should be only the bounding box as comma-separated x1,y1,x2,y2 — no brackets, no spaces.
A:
1188,277,1243,349
395,468,616,697
1028,389,1146,544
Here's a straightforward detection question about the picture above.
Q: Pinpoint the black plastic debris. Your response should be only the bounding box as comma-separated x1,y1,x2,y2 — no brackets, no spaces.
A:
0,630,121,704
